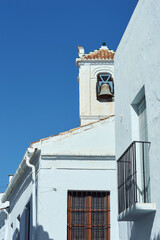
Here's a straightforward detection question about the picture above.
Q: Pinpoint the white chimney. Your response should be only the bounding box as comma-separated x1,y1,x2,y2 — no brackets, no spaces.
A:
9,174,14,183
78,46,85,57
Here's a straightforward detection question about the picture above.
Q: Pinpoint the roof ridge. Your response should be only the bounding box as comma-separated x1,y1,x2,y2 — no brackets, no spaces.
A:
76,47,115,63
30,115,114,146
82,47,115,58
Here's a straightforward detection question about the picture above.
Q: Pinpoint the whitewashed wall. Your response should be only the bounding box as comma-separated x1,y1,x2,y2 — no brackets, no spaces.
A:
2,116,119,240
6,168,33,240
37,158,118,240
35,117,119,240
0,194,9,240
115,0,160,239
78,61,114,125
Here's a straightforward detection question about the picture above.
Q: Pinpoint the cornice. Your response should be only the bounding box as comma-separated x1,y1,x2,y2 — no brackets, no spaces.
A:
76,59,114,67
41,154,115,161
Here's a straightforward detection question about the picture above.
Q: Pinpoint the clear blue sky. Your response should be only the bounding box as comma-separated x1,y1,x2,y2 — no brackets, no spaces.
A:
0,0,138,191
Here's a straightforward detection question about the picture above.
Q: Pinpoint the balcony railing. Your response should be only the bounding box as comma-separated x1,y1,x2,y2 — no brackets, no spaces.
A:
117,141,151,215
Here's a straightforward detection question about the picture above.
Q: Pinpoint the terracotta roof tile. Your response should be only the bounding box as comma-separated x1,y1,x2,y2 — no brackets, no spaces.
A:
76,46,115,63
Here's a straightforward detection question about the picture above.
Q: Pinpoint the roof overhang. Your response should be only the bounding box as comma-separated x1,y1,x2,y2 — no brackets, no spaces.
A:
1,148,37,203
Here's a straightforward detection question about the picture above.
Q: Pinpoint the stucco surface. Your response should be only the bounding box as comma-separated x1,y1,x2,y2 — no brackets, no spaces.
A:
40,117,115,156
78,61,114,125
6,168,33,240
37,159,118,240
1,115,118,240
0,194,9,240
36,116,118,239
115,0,160,239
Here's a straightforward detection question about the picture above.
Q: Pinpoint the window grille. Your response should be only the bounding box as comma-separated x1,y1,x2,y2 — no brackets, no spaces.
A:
117,141,151,214
67,191,110,240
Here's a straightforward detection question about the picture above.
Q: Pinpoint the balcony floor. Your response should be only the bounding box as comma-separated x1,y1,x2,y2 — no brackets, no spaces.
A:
118,203,156,221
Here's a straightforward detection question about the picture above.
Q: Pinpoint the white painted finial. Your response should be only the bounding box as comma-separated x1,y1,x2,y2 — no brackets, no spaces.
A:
78,46,85,57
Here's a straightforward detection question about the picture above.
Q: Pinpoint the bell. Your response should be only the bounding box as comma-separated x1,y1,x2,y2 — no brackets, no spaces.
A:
98,83,113,99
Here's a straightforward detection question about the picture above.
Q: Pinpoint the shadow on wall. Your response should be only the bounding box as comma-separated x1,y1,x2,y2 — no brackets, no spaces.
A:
12,225,54,240
12,228,20,240
36,225,54,240
130,212,155,240
10,194,54,240
153,233,160,240
0,211,7,229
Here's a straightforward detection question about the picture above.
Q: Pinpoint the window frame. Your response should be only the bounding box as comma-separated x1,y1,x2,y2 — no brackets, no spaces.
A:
67,191,110,240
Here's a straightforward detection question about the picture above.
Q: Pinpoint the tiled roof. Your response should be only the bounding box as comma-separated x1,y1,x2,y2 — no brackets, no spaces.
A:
76,46,115,63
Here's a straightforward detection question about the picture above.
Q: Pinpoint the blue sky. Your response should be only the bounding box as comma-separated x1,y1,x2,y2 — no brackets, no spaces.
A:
0,0,138,190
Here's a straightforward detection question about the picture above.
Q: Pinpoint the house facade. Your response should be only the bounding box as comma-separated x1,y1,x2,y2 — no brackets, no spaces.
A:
115,0,160,239
0,194,9,240
1,45,119,240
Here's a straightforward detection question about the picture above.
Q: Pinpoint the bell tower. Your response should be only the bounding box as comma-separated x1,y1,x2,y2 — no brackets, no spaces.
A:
76,44,115,126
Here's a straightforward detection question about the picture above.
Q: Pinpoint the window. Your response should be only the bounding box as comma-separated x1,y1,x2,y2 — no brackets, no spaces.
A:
67,191,110,240
138,97,148,141
118,90,151,216
137,96,150,202
25,202,31,240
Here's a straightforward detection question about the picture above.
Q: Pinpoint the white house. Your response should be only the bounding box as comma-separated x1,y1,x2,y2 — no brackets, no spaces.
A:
1,45,119,240
0,194,9,240
115,0,160,239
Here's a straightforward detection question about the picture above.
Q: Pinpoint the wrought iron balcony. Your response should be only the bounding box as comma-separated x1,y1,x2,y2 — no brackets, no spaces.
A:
117,141,155,221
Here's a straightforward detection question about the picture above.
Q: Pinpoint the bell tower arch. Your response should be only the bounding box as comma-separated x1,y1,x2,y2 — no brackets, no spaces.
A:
76,44,115,126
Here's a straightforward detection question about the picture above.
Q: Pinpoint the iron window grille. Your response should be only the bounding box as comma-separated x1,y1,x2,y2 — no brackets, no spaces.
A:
117,141,151,214
67,191,110,240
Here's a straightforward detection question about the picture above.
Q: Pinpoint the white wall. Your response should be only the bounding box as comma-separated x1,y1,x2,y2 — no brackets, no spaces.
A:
37,157,119,240
115,0,160,239
78,61,114,125
40,116,115,156
0,210,7,240
6,168,33,240
33,117,119,239
0,193,9,240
